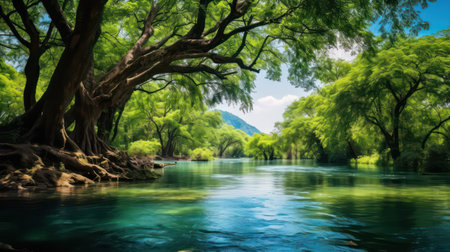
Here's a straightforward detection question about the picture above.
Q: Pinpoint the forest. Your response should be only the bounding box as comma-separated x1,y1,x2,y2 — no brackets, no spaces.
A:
255,34,450,172
0,0,448,190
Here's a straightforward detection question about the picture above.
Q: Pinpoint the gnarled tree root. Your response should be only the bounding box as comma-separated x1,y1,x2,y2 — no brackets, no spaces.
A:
0,143,164,190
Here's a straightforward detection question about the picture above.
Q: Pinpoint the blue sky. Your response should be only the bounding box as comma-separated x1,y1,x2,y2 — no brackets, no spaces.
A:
215,0,450,133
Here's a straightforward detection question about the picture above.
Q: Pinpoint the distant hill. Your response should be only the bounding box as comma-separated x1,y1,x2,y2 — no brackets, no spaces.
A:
217,110,261,136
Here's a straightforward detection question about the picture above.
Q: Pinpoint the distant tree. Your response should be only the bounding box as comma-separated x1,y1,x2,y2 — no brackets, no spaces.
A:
0,59,24,124
215,124,248,157
280,95,330,161
132,89,221,157
191,148,215,161
246,133,282,160
128,139,160,157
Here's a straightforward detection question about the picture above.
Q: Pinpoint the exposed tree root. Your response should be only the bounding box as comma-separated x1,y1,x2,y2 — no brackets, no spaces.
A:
0,143,168,190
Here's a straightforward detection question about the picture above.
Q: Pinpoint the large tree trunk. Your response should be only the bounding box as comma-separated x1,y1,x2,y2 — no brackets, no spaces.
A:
72,84,112,155
0,0,273,189
0,0,141,190
21,0,105,148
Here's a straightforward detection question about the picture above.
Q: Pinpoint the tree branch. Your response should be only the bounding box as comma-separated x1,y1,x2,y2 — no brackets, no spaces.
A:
173,52,260,73
186,0,213,38
168,64,227,79
231,16,253,58
134,80,173,95
249,35,273,68
0,4,30,47
12,0,40,44
421,116,450,149
42,0,73,46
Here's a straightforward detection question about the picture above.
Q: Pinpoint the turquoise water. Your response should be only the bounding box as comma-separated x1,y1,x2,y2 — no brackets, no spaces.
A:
1,159,449,251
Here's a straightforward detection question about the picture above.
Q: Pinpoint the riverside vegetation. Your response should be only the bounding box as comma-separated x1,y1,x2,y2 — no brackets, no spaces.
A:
0,0,448,190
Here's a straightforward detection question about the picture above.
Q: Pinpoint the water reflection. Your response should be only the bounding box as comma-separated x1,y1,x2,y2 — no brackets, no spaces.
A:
0,159,449,251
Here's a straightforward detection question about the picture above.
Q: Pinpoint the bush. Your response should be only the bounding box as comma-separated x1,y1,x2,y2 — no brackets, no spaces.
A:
128,140,160,157
394,147,424,171
351,149,392,167
351,153,381,165
424,145,449,172
191,148,214,161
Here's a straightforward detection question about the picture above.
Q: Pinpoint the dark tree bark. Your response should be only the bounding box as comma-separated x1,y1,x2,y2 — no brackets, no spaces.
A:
28,0,105,148
97,107,117,143
347,139,358,159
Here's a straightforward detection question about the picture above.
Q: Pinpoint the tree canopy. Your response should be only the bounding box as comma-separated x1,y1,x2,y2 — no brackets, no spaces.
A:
0,0,440,188
275,34,449,170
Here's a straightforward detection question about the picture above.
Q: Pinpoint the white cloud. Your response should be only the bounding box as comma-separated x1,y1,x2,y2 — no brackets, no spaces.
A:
214,43,358,134
256,95,298,107
328,42,359,61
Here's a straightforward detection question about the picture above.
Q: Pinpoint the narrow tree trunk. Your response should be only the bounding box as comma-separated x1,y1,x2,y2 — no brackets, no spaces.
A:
347,139,357,159
97,107,117,142
312,132,327,162
110,105,126,143
23,49,40,111
391,104,402,160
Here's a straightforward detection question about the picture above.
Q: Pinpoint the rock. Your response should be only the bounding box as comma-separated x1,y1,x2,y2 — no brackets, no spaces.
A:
0,242,16,251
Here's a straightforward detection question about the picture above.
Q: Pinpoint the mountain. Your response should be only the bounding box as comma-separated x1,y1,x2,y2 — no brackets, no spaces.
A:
216,110,261,136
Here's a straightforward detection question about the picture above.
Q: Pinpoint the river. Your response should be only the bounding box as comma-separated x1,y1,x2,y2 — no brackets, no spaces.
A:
1,159,449,251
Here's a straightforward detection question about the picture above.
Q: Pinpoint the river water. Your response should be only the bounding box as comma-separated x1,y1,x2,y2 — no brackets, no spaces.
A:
1,159,449,251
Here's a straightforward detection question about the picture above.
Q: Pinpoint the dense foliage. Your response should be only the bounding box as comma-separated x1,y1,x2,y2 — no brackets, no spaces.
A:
275,35,449,171
246,133,282,160
0,0,443,189
191,148,215,161
0,58,24,124
128,139,161,157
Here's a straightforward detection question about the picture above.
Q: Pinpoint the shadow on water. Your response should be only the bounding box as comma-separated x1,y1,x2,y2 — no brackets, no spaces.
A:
0,159,449,251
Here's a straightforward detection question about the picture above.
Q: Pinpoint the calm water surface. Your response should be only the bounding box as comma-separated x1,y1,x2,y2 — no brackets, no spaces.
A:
1,159,449,251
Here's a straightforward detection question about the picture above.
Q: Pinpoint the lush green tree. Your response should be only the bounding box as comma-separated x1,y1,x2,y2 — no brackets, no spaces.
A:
279,94,346,162
214,124,248,157
128,139,160,157
0,0,434,186
277,35,449,169
0,59,24,124
115,85,222,157
331,35,449,162
278,34,449,170
191,147,214,161
246,133,282,160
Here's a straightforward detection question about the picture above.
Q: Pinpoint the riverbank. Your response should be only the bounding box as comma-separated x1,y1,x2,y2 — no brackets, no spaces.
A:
0,145,176,191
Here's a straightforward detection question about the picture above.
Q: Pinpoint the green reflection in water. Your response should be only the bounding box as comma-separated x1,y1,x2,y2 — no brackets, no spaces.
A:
0,159,449,251
96,187,208,202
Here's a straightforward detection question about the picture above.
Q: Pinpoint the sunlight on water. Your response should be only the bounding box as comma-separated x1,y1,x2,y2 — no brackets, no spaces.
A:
0,159,449,251
96,187,208,202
